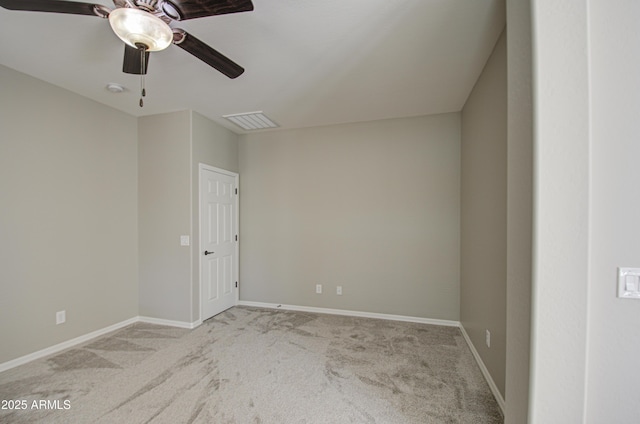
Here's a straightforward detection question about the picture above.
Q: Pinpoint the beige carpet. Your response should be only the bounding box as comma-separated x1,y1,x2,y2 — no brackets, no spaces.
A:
0,306,503,423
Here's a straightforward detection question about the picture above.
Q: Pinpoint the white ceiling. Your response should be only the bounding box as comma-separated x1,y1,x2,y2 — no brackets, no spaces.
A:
0,0,505,134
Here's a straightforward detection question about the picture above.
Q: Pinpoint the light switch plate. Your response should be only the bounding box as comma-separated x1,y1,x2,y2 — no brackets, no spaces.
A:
180,235,190,246
617,268,640,299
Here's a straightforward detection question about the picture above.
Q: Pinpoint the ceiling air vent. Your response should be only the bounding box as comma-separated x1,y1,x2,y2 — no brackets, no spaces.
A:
223,111,279,131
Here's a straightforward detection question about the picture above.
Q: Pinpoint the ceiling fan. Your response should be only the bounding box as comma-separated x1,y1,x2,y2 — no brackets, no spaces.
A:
0,0,253,104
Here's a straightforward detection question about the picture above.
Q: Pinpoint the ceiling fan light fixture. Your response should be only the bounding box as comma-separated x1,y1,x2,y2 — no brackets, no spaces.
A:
108,7,173,52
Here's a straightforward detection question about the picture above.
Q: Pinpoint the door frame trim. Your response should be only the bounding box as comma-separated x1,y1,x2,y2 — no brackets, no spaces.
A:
198,163,239,322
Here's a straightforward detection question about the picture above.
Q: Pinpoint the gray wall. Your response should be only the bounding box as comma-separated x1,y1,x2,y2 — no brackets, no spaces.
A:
525,0,640,421
460,30,507,398
138,111,192,323
192,111,239,175
586,1,640,422
139,110,239,324
529,1,590,421
0,65,139,363
190,111,239,321
238,114,461,320
504,0,533,421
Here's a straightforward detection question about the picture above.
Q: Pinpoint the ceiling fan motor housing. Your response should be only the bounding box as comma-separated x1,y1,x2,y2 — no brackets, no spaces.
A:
135,0,159,12
113,0,181,21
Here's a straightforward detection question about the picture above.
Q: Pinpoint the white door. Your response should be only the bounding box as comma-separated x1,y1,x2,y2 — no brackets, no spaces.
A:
200,165,238,321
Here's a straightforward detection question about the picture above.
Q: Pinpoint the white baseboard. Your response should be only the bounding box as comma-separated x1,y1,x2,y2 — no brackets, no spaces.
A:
459,324,505,415
0,317,138,373
138,316,202,329
0,315,202,373
237,301,460,327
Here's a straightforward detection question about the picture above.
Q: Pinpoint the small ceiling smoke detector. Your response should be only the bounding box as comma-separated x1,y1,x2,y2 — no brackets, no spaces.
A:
106,83,125,93
223,111,279,131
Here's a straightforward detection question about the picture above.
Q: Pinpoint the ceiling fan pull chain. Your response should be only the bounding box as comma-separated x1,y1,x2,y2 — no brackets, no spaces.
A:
138,43,147,107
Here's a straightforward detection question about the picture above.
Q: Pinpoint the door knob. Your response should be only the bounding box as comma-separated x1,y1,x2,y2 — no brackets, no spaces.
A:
204,250,215,255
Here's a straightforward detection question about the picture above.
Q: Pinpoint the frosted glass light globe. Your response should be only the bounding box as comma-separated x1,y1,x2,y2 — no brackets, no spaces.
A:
108,7,172,52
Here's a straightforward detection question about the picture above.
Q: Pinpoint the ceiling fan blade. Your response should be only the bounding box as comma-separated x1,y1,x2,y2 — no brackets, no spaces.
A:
122,44,150,75
166,0,253,21
173,30,244,79
0,0,108,16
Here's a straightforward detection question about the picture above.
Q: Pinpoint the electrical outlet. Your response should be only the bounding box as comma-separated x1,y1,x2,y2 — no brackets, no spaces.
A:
315,284,322,294
336,286,343,295
486,330,491,348
56,310,66,325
